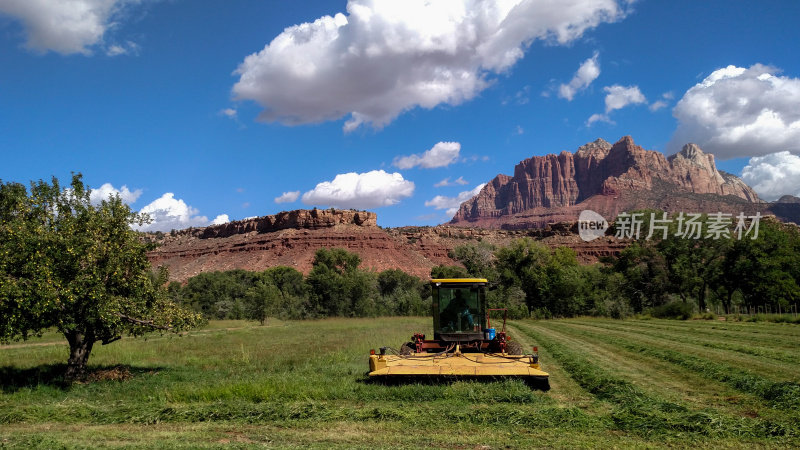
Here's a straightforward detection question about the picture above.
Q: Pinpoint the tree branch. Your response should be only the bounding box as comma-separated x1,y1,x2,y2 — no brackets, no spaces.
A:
118,314,173,331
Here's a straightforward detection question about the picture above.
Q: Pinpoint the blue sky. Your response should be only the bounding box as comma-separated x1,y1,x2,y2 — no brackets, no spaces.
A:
2,0,800,230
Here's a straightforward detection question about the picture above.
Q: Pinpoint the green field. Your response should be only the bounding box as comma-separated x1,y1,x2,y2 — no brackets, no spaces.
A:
1,318,799,449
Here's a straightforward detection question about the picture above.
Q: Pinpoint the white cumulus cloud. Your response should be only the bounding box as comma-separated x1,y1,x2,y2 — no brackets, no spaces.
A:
136,193,227,232
89,182,142,205
274,191,300,204
603,84,646,112
393,141,461,169
301,170,414,209
670,64,800,158
740,151,800,201
586,84,646,126
210,214,230,225
558,51,600,101
0,0,142,55
425,183,485,216
232,0,631,131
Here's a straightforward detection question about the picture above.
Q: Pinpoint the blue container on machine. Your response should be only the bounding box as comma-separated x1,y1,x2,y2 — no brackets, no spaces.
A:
485,328,496,340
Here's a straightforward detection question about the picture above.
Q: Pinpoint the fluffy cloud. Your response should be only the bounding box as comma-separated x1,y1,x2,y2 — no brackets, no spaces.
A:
558,52,600,101
89,182,142,205
393,142,461,169
604,84,646,112
425,183,485,216
586,112,613,126
301,170,414,209
232,0,631,131
136,193,228,232
274,191,300,204
648,92,672,112
210,214,230,225
587,84,646,126
671,64,800,158
740,151,800,201
0,0,140,55
648,100,667,112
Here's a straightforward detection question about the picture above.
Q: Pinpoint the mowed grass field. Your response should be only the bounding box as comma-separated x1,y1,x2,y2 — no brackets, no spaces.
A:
1,317,799,449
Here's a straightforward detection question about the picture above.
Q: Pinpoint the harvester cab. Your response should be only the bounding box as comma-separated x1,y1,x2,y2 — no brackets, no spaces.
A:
368,278,549,389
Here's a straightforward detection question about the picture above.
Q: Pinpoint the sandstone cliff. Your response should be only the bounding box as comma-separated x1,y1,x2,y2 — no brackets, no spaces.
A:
146,208,436,282
147,208,627,282
145,138,800,282
451,136,767,229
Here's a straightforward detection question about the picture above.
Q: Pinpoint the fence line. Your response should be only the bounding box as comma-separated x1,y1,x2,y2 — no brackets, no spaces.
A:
712,303,798,316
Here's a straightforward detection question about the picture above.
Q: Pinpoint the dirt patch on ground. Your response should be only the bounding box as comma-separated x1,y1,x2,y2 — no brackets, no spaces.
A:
82,365,134,383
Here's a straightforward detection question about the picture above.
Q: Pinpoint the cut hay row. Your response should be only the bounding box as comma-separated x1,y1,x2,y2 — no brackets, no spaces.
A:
512,322,793,438
547,321,800,412
568,319,800,365
556,321,798,383
632,318,800,341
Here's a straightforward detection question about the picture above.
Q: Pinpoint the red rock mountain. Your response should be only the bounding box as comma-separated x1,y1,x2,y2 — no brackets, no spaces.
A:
147,137,800,282
451,136,766,229
146,209,626,282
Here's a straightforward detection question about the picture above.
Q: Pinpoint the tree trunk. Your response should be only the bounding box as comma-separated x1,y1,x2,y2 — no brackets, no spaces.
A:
698,281,707,312
64,330,95,381
722,290,733,315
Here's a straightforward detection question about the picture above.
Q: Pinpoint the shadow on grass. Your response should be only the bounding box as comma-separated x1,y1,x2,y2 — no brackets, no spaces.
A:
0,364,165,393
360,373,550,391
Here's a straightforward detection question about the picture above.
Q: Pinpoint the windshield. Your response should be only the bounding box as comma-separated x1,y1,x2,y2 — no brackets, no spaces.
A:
435,286,483,333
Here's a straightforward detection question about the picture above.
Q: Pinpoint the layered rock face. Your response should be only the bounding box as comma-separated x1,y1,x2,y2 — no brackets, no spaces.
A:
147,209,428,282
452,136,764,228
146,208,630,283
156,208,377,241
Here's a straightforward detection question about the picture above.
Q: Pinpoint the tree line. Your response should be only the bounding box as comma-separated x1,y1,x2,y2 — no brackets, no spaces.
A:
169,248,431,323
172,211,800,322
447,211,800,319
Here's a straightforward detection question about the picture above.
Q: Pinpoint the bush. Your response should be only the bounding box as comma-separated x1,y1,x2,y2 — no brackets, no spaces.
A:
592,297,633,319
530,307,553,320
693,312,717,320
649,301,694,320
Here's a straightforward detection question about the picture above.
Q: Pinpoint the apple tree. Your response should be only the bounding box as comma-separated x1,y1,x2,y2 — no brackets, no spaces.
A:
0,174,203,380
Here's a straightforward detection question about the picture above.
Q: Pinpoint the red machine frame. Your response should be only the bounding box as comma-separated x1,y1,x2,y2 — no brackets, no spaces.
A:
410,308,510,354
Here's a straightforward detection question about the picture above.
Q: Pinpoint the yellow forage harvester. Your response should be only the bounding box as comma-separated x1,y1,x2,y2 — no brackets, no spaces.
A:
368,278,549,390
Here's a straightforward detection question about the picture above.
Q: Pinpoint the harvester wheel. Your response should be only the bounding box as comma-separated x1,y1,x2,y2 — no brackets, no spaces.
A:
506,340,523,355
400,343,414,356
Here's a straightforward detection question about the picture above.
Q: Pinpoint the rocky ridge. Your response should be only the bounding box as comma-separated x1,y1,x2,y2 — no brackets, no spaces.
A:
146,209,626,282
451,136,767,228
146,137,800,282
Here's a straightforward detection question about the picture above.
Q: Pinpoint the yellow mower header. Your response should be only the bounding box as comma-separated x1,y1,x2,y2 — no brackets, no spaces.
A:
368,278,549,390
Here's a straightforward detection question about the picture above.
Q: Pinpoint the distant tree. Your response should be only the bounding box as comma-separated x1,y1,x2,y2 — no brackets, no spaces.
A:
542,248,589,317
494,238,551,313
0,174,202,380
243,277,281,325
377,269,428,316
450,242,497,279
430,265,469,279
262,266,311,319
721,219,800,313
182,270,258,319
307,248,377,317
263,266,307,299
612,242,670,313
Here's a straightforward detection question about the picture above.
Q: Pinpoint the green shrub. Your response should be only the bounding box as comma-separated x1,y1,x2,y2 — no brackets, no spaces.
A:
649,301,693,320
